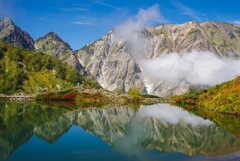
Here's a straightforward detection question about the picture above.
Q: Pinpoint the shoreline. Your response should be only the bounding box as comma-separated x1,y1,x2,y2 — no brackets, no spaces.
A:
0,88,169,106
0,95,36,101
0,94,238,117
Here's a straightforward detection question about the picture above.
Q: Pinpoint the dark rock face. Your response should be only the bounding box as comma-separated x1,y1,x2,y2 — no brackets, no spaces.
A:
0,17,35,49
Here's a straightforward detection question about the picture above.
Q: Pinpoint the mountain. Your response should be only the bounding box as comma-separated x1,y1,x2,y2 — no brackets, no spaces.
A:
1,17,239,97
35,32,85,72
76,21,240,97
175,76,240,114
0,17,34,49
0,17,85,73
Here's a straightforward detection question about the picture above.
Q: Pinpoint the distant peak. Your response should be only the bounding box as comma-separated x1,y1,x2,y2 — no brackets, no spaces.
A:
36,32,63,42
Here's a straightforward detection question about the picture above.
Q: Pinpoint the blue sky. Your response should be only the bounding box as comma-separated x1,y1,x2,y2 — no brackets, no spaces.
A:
0,0,240,50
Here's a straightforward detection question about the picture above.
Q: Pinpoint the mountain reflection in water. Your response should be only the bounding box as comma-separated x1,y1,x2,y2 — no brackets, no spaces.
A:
0,102,240,161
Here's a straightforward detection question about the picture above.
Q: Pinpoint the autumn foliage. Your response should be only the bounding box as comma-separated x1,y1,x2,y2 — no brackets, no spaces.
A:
174,76,240,114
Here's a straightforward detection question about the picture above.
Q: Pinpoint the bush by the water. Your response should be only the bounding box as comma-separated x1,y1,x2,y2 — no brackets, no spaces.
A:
36,89,78,101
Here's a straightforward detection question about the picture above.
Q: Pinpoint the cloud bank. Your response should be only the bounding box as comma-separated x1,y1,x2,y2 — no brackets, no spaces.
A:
141,51,240,86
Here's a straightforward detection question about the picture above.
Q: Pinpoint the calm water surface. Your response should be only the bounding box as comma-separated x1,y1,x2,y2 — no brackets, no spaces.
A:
0,102,240,161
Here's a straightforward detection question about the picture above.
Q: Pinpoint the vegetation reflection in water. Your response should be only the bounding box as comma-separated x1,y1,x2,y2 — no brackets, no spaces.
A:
0,102,240,161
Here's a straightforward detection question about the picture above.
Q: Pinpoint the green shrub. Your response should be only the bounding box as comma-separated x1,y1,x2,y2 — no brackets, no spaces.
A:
83,78,102,89
127,87,141,96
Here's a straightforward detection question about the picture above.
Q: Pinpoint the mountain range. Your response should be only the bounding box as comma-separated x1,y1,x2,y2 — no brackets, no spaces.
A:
1,17,240,97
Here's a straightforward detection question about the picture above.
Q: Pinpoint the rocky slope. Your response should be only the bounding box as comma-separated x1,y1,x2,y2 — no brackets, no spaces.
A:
35,32,85,71
0,17,34,49
76,21,240,97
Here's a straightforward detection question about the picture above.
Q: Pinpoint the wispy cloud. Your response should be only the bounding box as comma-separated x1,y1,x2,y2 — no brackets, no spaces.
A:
172,0,205,21
95,1,122,10
72,21,97,25
47,6,88,12
71,17,98,26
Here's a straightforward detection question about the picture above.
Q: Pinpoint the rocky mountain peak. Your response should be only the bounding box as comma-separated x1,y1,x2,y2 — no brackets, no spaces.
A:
35,32,85,72
38,32,72,49
35,32,71,57
0,17,35,49
0,17,13,28
35,32,72,55
46,31,57,37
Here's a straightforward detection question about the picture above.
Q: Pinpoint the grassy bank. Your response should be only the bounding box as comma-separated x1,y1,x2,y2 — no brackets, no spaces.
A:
173,76,240,114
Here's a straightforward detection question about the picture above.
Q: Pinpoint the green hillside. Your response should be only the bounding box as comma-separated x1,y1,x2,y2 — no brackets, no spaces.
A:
0,42,82,94
174,77,240,114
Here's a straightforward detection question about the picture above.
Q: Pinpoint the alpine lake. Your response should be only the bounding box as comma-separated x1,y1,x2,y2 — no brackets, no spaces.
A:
0,101,240,161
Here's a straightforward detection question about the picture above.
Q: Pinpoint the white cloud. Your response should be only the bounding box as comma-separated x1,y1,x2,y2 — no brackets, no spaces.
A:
113,4,165,59
141,51,240,86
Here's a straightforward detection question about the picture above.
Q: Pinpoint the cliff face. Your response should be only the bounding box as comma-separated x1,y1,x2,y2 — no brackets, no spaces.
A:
76,21,240,97
0,17,35,49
